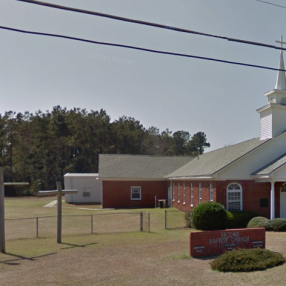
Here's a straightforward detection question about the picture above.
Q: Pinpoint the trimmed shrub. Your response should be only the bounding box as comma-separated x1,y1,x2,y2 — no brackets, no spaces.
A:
226,210,260,228
191,202,227,230
247,217,272,231
210,248,285,272
271,218,286,232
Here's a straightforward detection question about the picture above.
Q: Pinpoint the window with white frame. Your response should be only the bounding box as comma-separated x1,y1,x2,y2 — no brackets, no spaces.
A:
178,183,180,203
199,183,202,204
172,183,175,201
190,183,193,206
183,183,186,204
227,183,242,211
131,186,141,200
209,184,213,202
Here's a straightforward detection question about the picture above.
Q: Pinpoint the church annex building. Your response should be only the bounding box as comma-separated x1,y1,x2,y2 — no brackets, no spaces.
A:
98,43,286,219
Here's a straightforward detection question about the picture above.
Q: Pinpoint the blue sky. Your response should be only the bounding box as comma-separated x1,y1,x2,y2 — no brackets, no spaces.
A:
0,0,285,151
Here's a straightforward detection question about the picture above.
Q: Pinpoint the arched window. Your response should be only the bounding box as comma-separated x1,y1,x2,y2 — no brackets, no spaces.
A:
227,183,242,211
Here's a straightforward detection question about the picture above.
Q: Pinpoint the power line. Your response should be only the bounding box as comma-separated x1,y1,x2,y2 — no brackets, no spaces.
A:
14,0,286,51
0,25,284,72
255,0,286,8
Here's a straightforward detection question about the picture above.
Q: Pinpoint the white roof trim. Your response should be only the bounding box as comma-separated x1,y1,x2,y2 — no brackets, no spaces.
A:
168,176,213,180
64,173,99,177
257,103,286,113
101,178,166,181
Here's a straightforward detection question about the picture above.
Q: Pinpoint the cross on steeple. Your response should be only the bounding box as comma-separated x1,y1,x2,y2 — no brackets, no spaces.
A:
276,36,286,52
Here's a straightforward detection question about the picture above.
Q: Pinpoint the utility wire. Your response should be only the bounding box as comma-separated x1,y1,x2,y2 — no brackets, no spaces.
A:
0,25,285,72
15,0,286,51
255,0,286,8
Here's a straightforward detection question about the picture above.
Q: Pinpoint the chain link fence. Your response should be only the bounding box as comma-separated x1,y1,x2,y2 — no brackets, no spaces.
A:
5,211,150,240
164,210,187,229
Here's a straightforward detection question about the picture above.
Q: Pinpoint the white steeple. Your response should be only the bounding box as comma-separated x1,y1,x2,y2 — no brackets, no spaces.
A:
257,36,286,140
275,36,286,90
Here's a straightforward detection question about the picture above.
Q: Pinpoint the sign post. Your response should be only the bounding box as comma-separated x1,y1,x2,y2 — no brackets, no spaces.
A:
0,168,29,253
38,182,77,243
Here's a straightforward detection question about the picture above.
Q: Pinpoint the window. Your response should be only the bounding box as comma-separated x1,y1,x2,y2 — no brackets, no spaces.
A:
199,183,202,204
172,183,175,201
178,183,180,203
260,198,268,208
227,183,242,211
183,183,186,204
209,184,213,202
83,188,91,197
131,186,141,200
190,184,193,206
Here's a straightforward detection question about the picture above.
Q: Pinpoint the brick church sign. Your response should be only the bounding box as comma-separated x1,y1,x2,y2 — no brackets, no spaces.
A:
190,228,265,258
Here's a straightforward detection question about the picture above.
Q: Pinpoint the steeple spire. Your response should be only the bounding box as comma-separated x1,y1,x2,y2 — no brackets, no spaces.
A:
275,36,286,91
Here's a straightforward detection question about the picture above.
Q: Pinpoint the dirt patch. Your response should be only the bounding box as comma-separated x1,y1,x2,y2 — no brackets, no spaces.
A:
0,231,286,286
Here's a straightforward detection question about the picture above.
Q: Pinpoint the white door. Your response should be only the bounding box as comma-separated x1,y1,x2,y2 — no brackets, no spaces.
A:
280,189,286,218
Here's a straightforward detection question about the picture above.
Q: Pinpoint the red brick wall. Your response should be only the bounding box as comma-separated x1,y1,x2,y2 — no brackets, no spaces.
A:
102,180,168,208
172,180,273,218
190,228,265,258
172,181,215,212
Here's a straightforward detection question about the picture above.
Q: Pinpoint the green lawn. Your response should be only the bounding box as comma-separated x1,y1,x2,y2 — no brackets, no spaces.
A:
1,197,286,286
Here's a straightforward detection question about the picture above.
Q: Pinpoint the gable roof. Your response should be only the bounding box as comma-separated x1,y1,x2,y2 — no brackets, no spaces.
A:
252,153,286,176
166,138,269,178
99,154,193,179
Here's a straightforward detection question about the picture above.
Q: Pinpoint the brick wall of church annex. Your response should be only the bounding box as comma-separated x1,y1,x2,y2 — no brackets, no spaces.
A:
102,180,169,208
171,180,275,218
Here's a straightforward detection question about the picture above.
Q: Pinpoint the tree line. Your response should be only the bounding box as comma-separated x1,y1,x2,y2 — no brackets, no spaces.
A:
0,106,210,192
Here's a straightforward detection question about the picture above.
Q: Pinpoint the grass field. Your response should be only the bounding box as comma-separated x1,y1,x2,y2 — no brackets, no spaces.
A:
1,197,286,285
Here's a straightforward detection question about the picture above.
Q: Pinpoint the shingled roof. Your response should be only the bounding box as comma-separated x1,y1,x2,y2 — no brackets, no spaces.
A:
99,154,193,179
252,153,286,176
166,137,269,178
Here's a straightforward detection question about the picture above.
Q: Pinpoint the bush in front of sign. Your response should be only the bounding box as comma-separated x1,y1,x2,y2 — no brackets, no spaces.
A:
210,248,285,272
190,202,227,230
247,217,286,232
271,218,286,232
247,217,273,231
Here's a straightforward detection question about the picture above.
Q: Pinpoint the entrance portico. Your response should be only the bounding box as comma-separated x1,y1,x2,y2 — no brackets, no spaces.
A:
252,155,286,219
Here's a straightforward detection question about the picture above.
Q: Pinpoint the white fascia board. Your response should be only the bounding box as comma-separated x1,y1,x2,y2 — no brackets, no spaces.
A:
265,89,286,97
257,104,271,113
251,175,270,179
101,177,166,181
257,103,286,113
167,176,213,181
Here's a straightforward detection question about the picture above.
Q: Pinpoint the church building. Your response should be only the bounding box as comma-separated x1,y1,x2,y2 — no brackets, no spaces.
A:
99,39,286,219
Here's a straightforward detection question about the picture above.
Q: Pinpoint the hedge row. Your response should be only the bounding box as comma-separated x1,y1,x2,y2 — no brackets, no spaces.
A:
247,217,286,231
185,202,259,230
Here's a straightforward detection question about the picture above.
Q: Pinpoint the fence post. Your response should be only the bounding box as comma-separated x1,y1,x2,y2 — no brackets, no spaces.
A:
148,212,150,233
91,215,93,234
140,211,143,232
36,217,39,238
165,210,167,229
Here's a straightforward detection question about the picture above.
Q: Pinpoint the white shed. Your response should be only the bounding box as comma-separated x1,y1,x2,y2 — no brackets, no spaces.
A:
64,173,102,204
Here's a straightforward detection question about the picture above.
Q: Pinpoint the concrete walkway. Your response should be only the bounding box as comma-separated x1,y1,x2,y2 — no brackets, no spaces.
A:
43,200,57,207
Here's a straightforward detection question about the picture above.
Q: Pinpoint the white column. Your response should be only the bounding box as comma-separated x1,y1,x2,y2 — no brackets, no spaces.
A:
270,181,276,220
